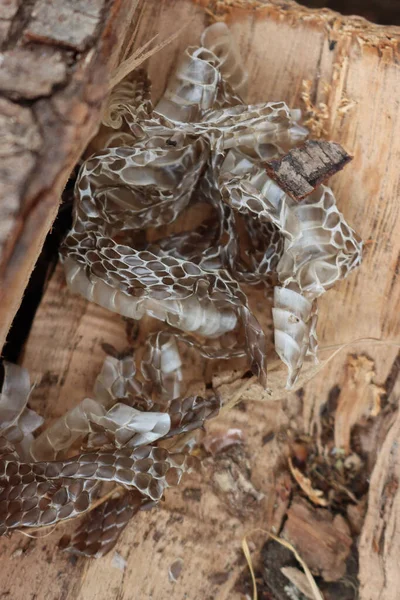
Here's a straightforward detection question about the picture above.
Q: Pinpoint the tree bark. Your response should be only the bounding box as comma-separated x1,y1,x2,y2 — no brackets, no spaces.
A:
0,0,139,348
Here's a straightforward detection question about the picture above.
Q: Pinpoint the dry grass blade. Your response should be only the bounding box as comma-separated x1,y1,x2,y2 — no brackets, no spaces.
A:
242,534,258,600
19,526,57,539
109,20,193,90
109,34,158,90
86,485,123,513
242,528,324,600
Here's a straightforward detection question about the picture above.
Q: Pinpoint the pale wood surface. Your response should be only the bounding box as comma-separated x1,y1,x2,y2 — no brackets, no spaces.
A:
0,1,399,598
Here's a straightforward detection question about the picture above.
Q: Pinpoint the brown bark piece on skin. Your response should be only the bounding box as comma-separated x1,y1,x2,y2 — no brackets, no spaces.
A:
265,140,353,200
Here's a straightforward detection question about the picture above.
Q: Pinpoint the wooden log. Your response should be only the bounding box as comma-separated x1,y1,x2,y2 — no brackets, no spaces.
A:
0,0,139,349
0,0,399,598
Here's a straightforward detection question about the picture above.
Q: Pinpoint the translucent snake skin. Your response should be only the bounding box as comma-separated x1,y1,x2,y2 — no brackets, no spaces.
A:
0,23,362,555
60,491,145,558
61,23,362,389
0,441,197,536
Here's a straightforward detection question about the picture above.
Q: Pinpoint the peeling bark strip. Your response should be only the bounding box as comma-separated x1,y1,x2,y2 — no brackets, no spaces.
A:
359,408,400,600
265,140,352,200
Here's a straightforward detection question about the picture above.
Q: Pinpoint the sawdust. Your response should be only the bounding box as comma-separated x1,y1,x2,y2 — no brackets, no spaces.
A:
301,80,330,138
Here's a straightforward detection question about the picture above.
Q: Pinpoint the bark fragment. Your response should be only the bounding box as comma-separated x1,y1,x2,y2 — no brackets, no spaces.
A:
24,0,106,51
0,0,20,44
0,48,67,99
0,0,20,20
283,497,352,581
265,140,352,200
0,0,139,350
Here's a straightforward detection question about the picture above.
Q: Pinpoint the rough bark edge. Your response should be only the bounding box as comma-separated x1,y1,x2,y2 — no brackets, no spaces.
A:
0,0,140,351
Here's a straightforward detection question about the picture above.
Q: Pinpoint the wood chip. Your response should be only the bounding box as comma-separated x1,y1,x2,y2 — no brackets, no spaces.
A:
288,457,328,507
281,566,315,600
265,140,352,200
334,354,385,453
283,497,352,582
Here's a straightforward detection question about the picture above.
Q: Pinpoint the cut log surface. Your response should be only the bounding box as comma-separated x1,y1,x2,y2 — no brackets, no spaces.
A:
0,1,400,599
0,0,139,348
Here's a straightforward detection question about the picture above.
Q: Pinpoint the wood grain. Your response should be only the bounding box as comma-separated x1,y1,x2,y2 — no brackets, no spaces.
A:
0,0,399,598
359,391,400,600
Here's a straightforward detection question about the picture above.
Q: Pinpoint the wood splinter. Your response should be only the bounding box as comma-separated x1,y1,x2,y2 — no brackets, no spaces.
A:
265,140,353,200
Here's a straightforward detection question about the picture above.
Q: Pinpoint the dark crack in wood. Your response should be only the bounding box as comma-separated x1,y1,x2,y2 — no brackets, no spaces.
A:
265,140,353,200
